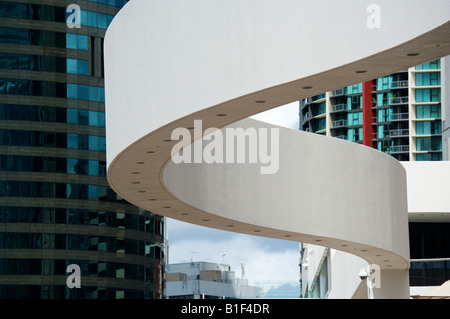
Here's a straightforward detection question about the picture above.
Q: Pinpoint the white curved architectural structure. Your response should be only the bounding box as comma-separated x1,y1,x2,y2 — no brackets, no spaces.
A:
105,0,450,298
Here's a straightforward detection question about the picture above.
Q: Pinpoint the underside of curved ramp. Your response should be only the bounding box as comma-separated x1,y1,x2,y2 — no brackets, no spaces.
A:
105,0,450,298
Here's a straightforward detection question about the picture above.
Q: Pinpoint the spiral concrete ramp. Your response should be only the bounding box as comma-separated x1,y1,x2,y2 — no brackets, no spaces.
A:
105,0,450,298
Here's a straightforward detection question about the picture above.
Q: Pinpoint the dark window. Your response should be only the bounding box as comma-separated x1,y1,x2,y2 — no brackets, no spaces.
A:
409,223,450,259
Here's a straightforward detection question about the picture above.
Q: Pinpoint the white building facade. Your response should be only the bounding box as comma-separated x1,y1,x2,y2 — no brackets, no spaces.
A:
166,262,263,299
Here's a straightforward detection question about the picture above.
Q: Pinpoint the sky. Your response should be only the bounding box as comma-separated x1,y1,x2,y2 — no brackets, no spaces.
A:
166,102,301,299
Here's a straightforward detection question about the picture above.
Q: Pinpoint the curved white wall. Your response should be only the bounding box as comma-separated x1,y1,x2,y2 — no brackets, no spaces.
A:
104,0,450,298
403,162,450,220
163,119,409,268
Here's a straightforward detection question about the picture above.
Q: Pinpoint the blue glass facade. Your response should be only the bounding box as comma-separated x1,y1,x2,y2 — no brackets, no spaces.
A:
0,0,166,299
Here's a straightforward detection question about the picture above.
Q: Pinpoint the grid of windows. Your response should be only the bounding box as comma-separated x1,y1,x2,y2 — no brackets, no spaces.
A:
416,104,441,119
87,0,129,7
0,180,119,201
415,121,441,136
0,1,117,30
0,285,151,299
415,72,441,86
0,232,162,258
0,129,106,152
415,88,441,103
0,0,163,299
0,207,161,232
0,155,106,177
411,60,442,162
301,61,444,163
0,79,105,102
0,54,88,75
0,104,106,127
0,258,158,282
415,136,442,152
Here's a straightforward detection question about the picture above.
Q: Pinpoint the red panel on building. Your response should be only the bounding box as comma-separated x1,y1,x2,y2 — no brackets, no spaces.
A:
362,80,376,148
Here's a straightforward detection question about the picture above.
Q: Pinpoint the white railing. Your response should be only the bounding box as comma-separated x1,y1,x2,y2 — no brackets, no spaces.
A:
390,80,409,88
389,145,409,153
389,113,409,121
389,129,409,137
331,120,347,128
330,104,346,113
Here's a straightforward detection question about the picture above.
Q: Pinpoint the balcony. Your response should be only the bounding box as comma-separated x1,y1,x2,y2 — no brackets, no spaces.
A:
330,103,346,113
331,119,347,128
390,80,409,89
390,96,409,105
389,145,409,153
311,93,326,102
389,113,409,121
331,88,347,97
375,81,409,92
389,129,409,137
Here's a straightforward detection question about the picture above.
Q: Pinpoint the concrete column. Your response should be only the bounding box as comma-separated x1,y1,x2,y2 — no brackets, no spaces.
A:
370,269,410,299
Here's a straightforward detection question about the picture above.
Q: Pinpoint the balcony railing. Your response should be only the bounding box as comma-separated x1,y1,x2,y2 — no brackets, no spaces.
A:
331,119,347,128
330,103,346,113
390,96,409,105
389,113,409,121
389,145,410,153
331,88,347,96
375,81,409,91
390,129,409,137
390,80,409,89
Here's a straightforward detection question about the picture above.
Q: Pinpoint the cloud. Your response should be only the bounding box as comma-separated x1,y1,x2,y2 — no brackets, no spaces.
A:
250,102,299,130
167,218,300,298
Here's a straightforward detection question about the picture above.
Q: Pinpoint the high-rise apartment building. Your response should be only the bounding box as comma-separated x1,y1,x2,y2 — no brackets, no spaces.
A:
300,58,447,162
298,56,450,298
0,0,165,299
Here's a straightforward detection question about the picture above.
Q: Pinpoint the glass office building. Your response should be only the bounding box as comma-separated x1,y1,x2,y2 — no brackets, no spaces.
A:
0,0,166,299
